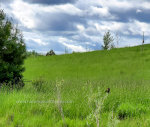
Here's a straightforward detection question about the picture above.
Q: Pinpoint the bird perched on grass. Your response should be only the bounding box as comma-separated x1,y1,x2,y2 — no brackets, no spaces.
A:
105,88,110,93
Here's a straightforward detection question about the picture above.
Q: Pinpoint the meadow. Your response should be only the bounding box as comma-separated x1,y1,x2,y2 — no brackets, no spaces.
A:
0,44,150,127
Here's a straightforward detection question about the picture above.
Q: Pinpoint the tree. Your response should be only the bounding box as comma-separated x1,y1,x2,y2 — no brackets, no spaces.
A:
102,31,114,50
0,10,26,87
26,50,40,57
46,50,55,56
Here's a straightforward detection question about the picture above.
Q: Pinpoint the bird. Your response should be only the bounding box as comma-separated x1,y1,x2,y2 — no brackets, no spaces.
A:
105,88,110,93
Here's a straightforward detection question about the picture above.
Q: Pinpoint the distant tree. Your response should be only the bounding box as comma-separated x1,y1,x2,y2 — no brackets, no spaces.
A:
46,50,55,56
26,50,40,57
0,10,26,87
102,31,114,50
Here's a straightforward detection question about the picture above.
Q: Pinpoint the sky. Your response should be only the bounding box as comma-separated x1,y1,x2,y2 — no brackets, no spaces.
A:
1,0,150,54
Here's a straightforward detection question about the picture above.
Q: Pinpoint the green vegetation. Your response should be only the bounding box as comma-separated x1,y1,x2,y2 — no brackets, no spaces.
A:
102,31,114,50
0,10,26,86
1,44,150,126
46,49,56,56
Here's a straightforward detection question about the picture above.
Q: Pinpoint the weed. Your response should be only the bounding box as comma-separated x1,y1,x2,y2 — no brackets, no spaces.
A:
107,110,120,127
87,87,108,127
56,79,66,127
32,77,46,92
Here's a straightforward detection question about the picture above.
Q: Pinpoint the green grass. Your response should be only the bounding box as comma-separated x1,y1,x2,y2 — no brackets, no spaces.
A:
1,44,150,126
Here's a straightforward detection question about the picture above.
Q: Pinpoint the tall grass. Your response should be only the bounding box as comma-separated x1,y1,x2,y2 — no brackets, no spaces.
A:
0,44,150,126
0,79,150,126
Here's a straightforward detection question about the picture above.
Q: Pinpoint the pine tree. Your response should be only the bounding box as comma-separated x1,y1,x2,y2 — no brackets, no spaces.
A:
0,10,26,87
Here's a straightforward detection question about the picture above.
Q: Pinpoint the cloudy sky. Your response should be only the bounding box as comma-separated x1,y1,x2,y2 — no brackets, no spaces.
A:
1,0,150,54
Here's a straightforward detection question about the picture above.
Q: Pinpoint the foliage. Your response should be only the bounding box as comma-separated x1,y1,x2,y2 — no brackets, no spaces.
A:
102,31,114,50
46,50,55,56
0,10,26,86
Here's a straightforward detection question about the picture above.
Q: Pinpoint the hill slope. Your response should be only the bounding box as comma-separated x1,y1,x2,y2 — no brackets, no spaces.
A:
24,44,150,81
0,44,150,127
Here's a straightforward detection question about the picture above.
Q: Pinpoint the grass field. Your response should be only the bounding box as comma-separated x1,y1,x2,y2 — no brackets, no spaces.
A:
1,44,150,126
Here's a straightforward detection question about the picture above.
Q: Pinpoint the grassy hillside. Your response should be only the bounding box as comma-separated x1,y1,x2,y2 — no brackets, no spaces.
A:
1,44,150,127
24,44,150,81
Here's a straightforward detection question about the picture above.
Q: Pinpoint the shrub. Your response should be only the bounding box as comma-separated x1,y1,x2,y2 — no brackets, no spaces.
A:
0,10,26,87
46,50,55,56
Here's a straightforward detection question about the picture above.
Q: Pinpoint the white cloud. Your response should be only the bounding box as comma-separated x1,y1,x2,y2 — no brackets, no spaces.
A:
9,0,83,29
10,0,36,29
142,2,150,10
77,0,150,12
42,4,83,16
87,20,150,37
136,9,142,13
76,24,85,32
62,43,86,52
126,20,150,36
59,37,86,52
93,21,124,33
119,37,142,47
31,38,48,46
98,0,150,11
2,0,150,54
89,6,110,17
76,0,133,11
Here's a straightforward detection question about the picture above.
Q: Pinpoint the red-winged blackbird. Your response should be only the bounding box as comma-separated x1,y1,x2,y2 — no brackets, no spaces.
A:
105,88,110,93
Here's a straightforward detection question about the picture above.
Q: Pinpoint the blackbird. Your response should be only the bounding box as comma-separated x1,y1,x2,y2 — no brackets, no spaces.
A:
105,88,110,93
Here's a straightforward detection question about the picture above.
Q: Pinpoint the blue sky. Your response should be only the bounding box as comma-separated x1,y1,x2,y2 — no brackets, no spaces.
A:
1,0,150,54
